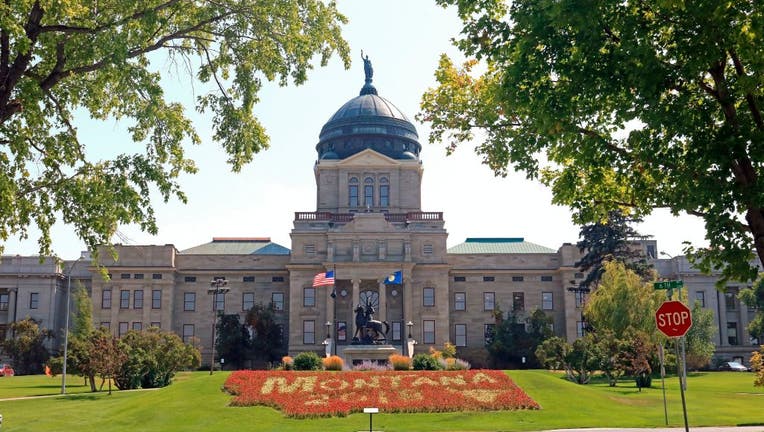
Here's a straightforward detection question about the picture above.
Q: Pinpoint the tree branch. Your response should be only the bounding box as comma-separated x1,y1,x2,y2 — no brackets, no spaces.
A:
39,0,183,35
728,48,764,130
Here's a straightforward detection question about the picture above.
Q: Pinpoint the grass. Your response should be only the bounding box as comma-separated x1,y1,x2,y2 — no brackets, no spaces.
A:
0,370,762,431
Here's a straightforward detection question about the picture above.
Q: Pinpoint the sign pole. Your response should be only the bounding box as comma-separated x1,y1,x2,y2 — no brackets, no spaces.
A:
675,339,690,432
659,344,668,425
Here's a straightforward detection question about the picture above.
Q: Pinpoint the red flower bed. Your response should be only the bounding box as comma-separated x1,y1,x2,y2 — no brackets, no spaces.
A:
223,369,539,417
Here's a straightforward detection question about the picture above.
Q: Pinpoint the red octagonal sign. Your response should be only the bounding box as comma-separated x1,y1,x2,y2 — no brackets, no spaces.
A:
655,301,693,338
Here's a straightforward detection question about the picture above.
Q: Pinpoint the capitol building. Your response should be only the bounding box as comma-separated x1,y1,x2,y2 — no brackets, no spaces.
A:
1,68,760,368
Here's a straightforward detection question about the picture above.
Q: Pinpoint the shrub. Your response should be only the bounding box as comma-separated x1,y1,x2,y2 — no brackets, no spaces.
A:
322,355,344,371
293,351,322,371
352,360,391,371
281,356,294,370
389,354,412,370
438,357,471,370
412,353,442,370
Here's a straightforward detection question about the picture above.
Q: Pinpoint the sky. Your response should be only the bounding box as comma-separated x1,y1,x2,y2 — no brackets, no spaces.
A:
5,0,708,260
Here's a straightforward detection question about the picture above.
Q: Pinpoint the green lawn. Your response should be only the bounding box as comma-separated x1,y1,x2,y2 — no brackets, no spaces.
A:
0,370,762,432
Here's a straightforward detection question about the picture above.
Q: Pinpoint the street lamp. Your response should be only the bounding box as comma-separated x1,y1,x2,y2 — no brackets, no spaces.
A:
62,252,88,394
325,321,332,339
207,278,229,375
406,321,413,339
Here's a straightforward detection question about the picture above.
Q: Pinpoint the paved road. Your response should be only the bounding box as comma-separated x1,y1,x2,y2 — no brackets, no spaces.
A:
546,428,764,432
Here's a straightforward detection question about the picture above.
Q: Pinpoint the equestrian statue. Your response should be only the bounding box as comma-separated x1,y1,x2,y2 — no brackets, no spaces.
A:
352,300,389,345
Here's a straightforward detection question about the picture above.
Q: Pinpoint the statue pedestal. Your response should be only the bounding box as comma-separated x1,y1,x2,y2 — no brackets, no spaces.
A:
341,345,400,367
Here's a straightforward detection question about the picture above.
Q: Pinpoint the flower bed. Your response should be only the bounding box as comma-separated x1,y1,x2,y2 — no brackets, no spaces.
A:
223,369,539,417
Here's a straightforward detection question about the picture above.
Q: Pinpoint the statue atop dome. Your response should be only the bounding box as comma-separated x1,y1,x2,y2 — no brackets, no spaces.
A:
361,50,373,84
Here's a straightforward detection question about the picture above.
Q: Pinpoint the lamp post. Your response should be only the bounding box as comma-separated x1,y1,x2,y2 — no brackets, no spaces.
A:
325,321,332,339
406,321,414,339
62,253,88,394
207,278,229,375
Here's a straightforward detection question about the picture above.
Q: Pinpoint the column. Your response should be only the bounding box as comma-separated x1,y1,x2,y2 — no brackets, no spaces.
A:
351,278,360,338
377,281,387,322
717,291,728,346
7,289,17,325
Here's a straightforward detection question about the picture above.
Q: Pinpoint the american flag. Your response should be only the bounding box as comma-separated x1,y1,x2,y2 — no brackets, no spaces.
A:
312,270,335,287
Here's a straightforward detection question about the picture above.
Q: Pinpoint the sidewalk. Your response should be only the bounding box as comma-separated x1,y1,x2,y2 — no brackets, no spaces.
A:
545,428,764,432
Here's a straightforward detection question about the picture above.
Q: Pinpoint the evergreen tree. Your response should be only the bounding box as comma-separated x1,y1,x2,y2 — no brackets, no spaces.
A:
245,303,285,365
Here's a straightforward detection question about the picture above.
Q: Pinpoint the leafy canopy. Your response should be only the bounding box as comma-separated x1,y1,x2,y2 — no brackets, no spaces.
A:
0,0,350,257
421,0,764,285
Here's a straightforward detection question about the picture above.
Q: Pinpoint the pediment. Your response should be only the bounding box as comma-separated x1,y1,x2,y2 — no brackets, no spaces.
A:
336,149,399,167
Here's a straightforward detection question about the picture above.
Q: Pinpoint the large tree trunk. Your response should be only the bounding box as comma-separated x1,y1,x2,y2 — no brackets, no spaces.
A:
746,207,764,272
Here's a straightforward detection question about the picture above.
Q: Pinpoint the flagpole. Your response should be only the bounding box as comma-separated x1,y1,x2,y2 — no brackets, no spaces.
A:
333,266,337,356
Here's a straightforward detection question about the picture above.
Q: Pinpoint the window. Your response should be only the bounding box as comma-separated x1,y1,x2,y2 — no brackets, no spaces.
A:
133,290,144,309
0,325,5,341
132,322,142,331
423,320,435,344
646,244,656,259
133,273,144,280
727,322,738,345
454,276,466,282
272,276,284,282
454,292,466,311
455,324,467,347
102,289,112,309
100,322,110,330
150,322,160,329
243,276,255,282
575,291,587,308
423,287,435,307
483,292,495,311
695,291,705,308
337,321,347,341
182,324,195,344
725,290,737,311
484,324,495,346
512,292,525,312
29,292,39,309
272,292,285,311
303,287,316,307
364,177,374,207
542,292,553,310
118,322,129,337
349,185,359,207
577,321,587,337
120,290,129,309
423,244,433,254
184,292,196,311
541,275,553,282
391,321,401,341
121,273,131,279
483,276,494,282
574,272,584,279
243,292,255,311
152,290,161,309
303,320,316,344
152,273,162,280
379,184,389,207
0,293,8,311
303,244,315,255
214,293,225,312
184,276,197,283
512,276,524,282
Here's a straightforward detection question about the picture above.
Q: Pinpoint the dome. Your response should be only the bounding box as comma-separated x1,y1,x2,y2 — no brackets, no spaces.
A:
316,60,421,161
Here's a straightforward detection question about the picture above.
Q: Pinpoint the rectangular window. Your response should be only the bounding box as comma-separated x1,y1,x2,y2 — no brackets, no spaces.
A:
454,292,466,311
513,292,525,312
120,290,129,309
391,321,401,341
272,276,285,282
184,292,196,311
423,287,435,307
272,292,285,311
133,290,144,309
483,276,495,282
512,276,524,282
152,290,161,309
303,287,316,307
100,322,110,330
379,185,389,207
133,273,144,280
575,291,587,308
454,276,466,282
455,324,467,347
423,244,433,254
0,325,5,341
182,324,194,344
577,321,587,338
484,324,495,346
118,322,129,337
29,292,39,309
695,291,706,308
303,320,316,344
337,321,347,341
303,244,316,255
349,185,359,207
243,276,255,283
132,322,142,331
646,244,657,259
0,293,8,311
150,322,160,329
483,292,495,311
152,273,162,280
184,276,197,283
364,184,374,207
121,273,131,279
542,292,553,310
725,290,737,311
102,289,112,309
727,322,738,345
541,275,553,282
423,320,435,344
242,292,255,311
214,292,225,312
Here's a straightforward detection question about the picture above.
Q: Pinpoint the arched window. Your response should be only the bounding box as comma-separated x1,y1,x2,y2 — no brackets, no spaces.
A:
348,177,359,208
379,177,389,207
364,177,374,207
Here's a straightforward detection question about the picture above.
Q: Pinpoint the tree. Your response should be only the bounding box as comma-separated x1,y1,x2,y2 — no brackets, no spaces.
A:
0,318,52,375
684,301,717,370
752,345,764,387
420,0,764,286
245,302,285,364
739,276,764,343
70,281,93,339
575,210,653,290
487,307,553,369
89,329,126,395
0,1,349,257
535,335,597,384
215,313,249,369
115,327,200,390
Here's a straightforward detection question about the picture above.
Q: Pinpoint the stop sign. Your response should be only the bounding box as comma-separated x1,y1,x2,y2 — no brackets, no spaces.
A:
655,301,693,337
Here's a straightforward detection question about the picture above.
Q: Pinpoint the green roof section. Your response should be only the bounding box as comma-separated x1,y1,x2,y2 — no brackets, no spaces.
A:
448,237,556,254
181,238,290,255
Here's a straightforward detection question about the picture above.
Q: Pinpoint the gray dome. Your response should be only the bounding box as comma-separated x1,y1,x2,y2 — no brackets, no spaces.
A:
316,74,421,161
